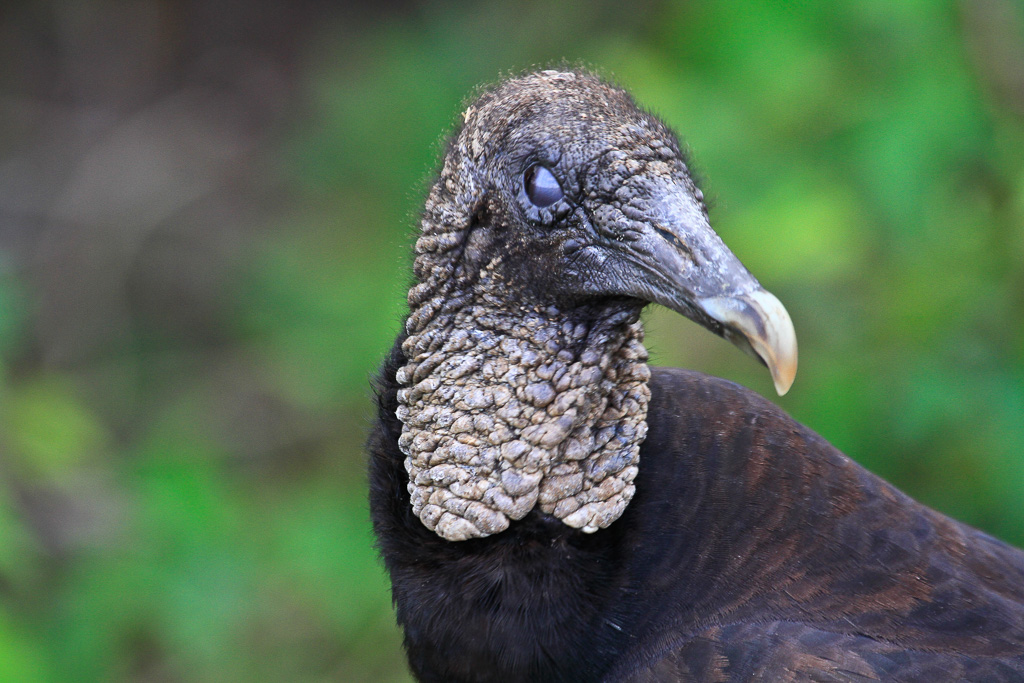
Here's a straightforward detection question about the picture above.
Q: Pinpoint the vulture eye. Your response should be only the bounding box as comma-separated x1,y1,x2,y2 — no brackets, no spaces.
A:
524,165,563,207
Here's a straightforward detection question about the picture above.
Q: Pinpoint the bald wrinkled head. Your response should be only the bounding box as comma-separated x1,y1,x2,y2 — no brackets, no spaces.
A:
398,70,797,541
436,71,704,307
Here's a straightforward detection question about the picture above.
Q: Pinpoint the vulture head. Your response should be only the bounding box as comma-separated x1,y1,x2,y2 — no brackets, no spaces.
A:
397,70,797,541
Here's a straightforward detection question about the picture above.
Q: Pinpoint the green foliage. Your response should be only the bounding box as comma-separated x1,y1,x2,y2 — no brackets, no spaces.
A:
0,1,1022,680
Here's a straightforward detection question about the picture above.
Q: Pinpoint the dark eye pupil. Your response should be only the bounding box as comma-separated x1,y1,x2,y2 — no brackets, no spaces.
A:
524,165,563,207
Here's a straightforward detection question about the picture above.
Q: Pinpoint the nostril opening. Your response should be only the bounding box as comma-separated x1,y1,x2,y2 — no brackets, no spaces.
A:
654,226,692,257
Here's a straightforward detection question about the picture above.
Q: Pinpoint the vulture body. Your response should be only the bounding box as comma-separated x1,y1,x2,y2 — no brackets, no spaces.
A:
367,70,1024,682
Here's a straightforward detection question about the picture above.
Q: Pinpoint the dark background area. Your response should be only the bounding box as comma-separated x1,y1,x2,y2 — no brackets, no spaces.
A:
0,1,1022,680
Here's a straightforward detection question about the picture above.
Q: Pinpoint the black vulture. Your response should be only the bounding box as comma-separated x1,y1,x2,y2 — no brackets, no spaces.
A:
367,70,1024,682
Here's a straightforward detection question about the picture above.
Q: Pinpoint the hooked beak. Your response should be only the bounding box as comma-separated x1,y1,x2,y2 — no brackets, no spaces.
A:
592,179,798,395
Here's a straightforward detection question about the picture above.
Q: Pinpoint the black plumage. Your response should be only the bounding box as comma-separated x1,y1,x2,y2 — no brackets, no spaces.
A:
368,70,1024,682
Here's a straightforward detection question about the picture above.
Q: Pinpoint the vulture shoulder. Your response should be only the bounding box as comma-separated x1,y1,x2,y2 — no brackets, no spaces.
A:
610,367,1024,681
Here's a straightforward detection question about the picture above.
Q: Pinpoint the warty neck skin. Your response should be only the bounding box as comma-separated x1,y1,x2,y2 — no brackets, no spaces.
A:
396,178,651,542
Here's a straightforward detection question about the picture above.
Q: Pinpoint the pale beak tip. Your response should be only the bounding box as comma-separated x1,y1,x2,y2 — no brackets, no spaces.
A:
745,288,797,396
771,354,797,396
699,289,798,397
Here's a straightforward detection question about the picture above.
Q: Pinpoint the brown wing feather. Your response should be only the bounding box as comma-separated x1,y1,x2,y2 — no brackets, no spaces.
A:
608,367,1024,681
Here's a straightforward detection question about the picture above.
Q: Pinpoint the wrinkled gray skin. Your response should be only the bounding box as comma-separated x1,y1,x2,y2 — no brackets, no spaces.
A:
398,70,769,541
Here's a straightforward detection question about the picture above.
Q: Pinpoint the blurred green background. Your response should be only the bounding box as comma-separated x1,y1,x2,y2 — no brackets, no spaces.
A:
0,1,1022,680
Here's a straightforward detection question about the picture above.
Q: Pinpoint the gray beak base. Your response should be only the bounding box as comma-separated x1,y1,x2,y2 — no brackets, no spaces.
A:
581,171,798,395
